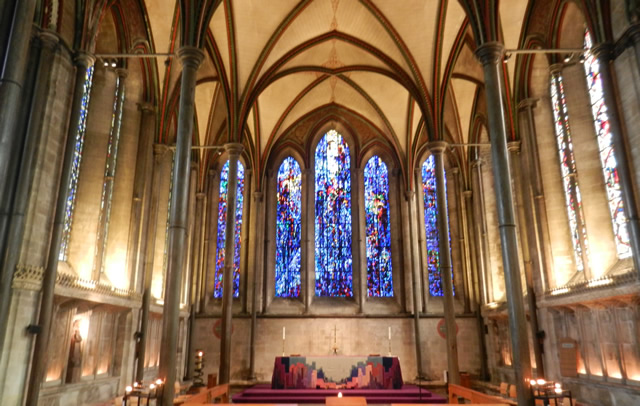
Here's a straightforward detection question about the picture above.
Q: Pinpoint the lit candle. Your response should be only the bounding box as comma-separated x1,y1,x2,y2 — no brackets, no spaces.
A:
283,326,286,340
388,326,391,340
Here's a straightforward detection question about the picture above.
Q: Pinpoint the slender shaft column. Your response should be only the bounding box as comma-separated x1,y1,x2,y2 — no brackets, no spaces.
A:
193,193,206,312
429,142,460,384
127,103,155,294
94,68,127,278
186,189,204,380
249,191,264,380
405,190,425,378
592,43,640,274
352,167,364,311
0,29,55,354
464,190,489,380
518,99,552,292
303,168,313,313
509,141,545,378
471,159,492,304
219,143,243,385
451,167,471,313
625,25,640,82
136,143,166,382
476,42,533,406
24,51,96,406
158,47,203,406
0,0,37,264
202,169,218,311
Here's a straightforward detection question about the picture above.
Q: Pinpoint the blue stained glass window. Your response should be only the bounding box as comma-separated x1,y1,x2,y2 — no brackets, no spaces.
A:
422,155,454,297
59,64,95,261
583,30,631,259
275,157,302,297
364,156,393,297
315,129,353,297
213,160,245,298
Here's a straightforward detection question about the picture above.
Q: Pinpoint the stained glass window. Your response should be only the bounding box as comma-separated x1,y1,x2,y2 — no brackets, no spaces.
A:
550,72,590,271
59,64,95,261
213,160,245,298
315,130,353,297
364,156,393,297
584,30,631,258
421,155,454,297
275,157,302,298
95,78,125,273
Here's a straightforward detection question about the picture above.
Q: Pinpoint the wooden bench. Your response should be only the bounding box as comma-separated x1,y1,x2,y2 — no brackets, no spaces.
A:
448,383,514,405
180,383,229,405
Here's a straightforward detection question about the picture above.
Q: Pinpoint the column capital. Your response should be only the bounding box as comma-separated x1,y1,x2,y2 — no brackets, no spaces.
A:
451,166,460,175
196,192,206,199
517,98,538,110
590,42,615,62
74,51,96,68
38,30,60,50
549,63,563,76
404,189,415,201
115,68,128,79
474,42,505,65
428,140,448,154
253,191,264,202
191,162,199,170
507,141,521,153
153,143,169,156
208,168,218,177
470,158,483,169
463,189,473,199
224,143,244,158
138,102,156,113
625,23,640,44
177,46,205,70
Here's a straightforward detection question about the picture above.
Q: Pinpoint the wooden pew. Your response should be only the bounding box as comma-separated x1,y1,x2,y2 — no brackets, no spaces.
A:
180,383,229,405
448,383,515,405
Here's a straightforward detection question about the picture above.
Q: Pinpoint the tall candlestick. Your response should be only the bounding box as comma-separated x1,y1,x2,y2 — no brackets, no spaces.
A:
388,326,391,340
283,326,285,340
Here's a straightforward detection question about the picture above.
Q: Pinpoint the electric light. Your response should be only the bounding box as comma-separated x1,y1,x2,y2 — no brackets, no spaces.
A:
536,379,546,385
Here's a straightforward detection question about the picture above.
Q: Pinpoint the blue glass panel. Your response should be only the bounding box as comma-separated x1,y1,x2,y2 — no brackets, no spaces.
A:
275,157,302,297
315,130,353,297
213,160,245,298
59,65,95,261
422,156,454,297
364,156,393,297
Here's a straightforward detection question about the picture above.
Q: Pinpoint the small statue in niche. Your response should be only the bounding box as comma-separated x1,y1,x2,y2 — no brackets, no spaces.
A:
65,320,83,383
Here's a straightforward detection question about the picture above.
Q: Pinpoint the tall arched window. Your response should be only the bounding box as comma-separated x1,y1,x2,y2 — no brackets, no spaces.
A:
550,70,590,271
315,129,352,297
275,157,302,298
213,160,245,298
583,29,631,259
364,155,393,297
422,155,453,296
59,65,95,261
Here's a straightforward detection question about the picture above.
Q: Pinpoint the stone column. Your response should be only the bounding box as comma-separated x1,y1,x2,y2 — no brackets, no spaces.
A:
203,169,219,311
451,167,471,313
94,68,127,279
0,29,55,353
509,141,545,377
186,189,205,380
24,50,95,406
475,42,533,406
592,43,640,274
352,166,364,310
464,190,489,380
518,99,552,292
0,0,37,268
405,190,425,378
136,143,166,383
158,46,203,406
218,143,243,385
303,168,314,312
129,103,156,293
471,159,492,304
249,191,264,380
429,142,460,384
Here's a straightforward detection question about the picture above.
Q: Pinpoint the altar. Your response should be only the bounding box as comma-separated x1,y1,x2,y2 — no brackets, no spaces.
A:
271,355,403,389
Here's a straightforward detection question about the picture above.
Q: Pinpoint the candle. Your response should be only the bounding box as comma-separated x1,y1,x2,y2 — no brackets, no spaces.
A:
388,326,391,340
283,326,285,340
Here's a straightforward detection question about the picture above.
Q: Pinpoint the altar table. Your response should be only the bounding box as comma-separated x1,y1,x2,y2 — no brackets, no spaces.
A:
271,356,403,389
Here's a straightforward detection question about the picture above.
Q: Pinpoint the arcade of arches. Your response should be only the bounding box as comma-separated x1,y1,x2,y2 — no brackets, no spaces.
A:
2,1,640,405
